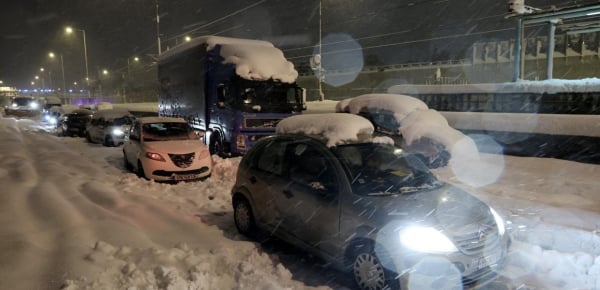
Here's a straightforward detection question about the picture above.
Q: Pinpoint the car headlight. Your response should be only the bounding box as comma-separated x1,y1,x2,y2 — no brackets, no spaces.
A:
11,103,17,108
112,128,125,136
400,227,458,254
30,102,39,109
49,117,57,125
145,152,166,162
490,207,506,236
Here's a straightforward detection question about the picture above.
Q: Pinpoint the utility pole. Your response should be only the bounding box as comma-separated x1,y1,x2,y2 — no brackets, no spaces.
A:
156,0,162,55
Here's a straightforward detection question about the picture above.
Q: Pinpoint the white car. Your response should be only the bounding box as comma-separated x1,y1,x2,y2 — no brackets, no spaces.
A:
123,117,212,181
85,109,134,146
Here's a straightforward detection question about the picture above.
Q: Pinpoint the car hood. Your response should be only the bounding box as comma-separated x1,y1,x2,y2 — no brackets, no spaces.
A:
143,140,207,154
350,184,495,233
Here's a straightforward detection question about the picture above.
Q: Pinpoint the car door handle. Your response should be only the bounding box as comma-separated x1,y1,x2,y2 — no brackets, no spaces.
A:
249,176,257,184
283,190,293,199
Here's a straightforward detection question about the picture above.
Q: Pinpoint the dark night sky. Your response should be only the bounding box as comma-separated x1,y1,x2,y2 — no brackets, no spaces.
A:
0,0,596,88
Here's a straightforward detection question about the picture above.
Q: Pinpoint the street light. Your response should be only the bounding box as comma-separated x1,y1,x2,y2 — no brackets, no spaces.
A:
65,26,90,97
49,52,66,99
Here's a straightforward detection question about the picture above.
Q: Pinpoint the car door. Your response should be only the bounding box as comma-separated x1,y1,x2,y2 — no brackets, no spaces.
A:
243,139,289,230
276,141,341,255
124,121,142,164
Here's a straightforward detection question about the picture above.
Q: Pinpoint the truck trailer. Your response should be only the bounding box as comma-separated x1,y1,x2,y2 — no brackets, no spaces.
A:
157,36,306,156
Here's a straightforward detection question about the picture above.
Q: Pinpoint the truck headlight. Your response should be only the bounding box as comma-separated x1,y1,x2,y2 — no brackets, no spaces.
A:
400,227,458,254
490,207,506,236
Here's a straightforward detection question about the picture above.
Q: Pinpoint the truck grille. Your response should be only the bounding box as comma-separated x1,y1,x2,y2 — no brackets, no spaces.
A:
169,153,195,168
245,118,282,128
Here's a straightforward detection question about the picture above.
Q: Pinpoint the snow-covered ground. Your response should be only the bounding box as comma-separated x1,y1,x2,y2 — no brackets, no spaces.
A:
1,101,599,290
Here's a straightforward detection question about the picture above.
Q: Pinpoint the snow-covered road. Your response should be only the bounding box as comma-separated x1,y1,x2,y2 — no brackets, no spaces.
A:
1,114,599,290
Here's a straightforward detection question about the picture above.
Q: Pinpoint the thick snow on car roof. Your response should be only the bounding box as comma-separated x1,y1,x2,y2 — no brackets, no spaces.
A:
159,35,298,84
337,93,480,161
275,113,390,147
336,93,428,121
92,109,132,119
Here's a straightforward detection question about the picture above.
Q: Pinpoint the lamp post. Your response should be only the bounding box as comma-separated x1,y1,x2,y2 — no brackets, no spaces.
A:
65,26,90,98
48,52,66,100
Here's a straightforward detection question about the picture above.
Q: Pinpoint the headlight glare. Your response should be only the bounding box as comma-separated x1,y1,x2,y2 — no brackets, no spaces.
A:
490,207,506,236
400,227,458,254
112,128,125,136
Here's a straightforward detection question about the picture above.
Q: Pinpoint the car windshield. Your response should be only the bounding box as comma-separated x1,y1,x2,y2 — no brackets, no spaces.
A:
12,98,33,106
332,143,443,196
142,122,193,141
109,116,132,126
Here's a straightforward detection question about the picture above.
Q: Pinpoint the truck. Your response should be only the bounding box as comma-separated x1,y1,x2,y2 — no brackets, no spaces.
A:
157,36,306,156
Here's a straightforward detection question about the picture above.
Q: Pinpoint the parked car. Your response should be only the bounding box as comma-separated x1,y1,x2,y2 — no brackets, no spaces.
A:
231,113,510,290
123,117,212,182
58,108,93,137
85,109,134,146
336,94,458,168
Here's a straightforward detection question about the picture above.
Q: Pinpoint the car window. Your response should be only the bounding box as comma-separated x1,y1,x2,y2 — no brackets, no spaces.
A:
256,140,286,175
142,122,192,141
285,142,338,195
130,122,141,140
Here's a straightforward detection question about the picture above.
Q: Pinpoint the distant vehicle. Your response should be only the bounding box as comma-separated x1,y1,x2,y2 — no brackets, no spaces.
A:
40,96,62,125
157,35,306,157
85,109,134,146
231,113,510,290
4,96,40,117
58,109,93,137
123,117,212,182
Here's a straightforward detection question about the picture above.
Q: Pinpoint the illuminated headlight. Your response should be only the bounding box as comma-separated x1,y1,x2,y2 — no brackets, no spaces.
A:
490,207,506,236
112,128,125,136
44,114,51,121
49,117,57,125
11,103,17,108
400,227,458,254
145,152,166,162
30,102,39,109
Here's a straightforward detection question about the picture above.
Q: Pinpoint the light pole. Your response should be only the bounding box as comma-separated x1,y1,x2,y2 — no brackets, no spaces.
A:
49,52,66,100
65,26,90,98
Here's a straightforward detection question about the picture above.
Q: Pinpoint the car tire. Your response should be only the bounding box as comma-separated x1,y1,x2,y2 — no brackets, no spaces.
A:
349,242,400,290
86,132,92,143
123,152,132,171
233,197,256,237
209,131,223,156
137,160,147,180
104,135,114,147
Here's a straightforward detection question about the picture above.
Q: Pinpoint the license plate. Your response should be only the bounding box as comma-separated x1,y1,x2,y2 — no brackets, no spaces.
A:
176,174,197,181
478,252,501,269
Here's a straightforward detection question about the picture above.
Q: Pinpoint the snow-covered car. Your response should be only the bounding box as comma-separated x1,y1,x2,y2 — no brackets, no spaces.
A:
123,117,212,182
58,108,93,137
231,113,510,290
336,93,474,168
85,109,134,146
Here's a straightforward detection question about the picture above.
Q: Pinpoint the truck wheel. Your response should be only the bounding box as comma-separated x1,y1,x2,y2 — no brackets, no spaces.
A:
209,132,223,156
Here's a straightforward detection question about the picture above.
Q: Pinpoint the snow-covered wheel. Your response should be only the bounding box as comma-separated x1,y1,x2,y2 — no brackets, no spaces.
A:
233,197,256,237
349,243,400,290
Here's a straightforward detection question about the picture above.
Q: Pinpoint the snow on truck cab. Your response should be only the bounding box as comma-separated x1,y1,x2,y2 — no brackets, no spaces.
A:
157,35,306,157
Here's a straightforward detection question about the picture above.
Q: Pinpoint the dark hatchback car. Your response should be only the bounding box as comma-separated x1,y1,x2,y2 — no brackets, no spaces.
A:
58,109,93,137
231,115,510,290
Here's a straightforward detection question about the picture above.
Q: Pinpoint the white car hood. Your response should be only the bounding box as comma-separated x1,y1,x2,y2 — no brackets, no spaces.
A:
144,140,207,154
